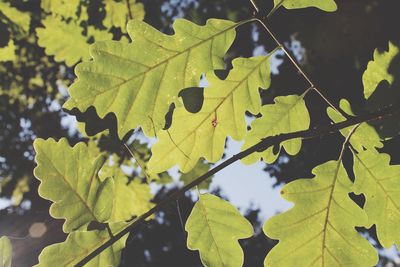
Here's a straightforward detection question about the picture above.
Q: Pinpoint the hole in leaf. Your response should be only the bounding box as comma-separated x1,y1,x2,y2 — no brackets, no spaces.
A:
179,87,204,113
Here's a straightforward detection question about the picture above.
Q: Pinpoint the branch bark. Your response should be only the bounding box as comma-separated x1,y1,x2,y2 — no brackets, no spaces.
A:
75,104,400,267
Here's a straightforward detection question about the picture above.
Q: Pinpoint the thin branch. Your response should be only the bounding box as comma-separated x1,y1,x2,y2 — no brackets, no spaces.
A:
123,142,152,181
75,104,400,267
254,17,350,119
126,0,133,20
267,0,284,19
248,0,259,13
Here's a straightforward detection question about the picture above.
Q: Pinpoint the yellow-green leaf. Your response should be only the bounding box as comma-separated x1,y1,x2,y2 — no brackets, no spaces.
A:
0,2,30,33
353,149,400,248
274,0,337,12
242,94,310,165
327,99,383,151
0,40,15,62
148,55,271,173
37,17,89,66
0,236,12,267
99,166,153,222
264,160,378,266
103,0,145,32
37,17,112,66
40,0,80,19
185,194,253,267
33,138,114,233
36,226,128,267
362,42,399,99
11,176,29,206
64,18,238,138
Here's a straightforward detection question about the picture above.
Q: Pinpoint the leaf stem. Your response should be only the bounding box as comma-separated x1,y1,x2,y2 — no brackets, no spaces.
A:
267,0,284,19
74,104,400,267
321,124,359,261
254,17,350,119
248,0,259,13
126,0,133,20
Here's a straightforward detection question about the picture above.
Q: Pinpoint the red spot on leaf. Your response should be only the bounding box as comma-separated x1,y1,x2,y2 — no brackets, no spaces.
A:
212,118,218,127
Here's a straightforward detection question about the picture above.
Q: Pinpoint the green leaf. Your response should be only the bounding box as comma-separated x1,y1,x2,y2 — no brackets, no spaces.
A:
33,138,114,233
87,26,113,42
0,236,12,267
37,17,89,66
185,194,253,267
148,55,271,173
11,176,29,206
64,18,238,138
353,149,400,248
40,0,80,19
241,94,310,165
274,0,337,12
327,99,383,151
36,226,128,267
99,166,154,222
37,17,112,67
180,160,213,190
0,2,30,33
0,40,15,62
264,160,378,266
362,42,399,99
104,0,145,32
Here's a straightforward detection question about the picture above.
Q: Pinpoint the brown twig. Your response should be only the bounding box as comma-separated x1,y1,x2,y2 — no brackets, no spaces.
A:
253,15,350,119
126,0,133,20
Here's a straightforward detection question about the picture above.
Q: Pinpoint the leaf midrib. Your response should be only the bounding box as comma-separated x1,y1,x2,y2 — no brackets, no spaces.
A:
163,56,270,164
198,196,226,267
355,153,400,212
321,160,342,267
80,22,239,102
40,150,99,226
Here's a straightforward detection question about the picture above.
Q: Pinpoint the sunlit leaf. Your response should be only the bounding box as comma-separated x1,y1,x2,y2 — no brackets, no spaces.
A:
36,225,128,267
273,0,337,12
0,236,12,267
37,17,112,66
0,40,15,62
353,149,400,248
148,55,271,173
87,26,113,42
264,160,378,266
36,17,89,66
64,18,238,138
242,94,310,165
33,138,115,233
185,194,253,267
103,0,145,32
99,165,154,222
0,2,30,33
327,99,383,151
11,176,29,206
40,0,80,19
362,42,399,99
